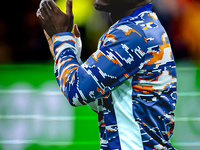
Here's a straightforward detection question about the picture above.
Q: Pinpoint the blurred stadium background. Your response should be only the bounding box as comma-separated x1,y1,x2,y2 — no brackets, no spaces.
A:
0,0,200,149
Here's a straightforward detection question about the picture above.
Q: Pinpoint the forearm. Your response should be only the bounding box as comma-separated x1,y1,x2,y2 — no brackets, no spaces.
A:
53,32,86,106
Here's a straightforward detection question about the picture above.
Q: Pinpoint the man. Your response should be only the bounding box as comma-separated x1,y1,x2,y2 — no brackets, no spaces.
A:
37,0,177,149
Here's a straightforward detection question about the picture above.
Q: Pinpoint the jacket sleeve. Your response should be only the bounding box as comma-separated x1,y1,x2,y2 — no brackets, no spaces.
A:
53,23,148,107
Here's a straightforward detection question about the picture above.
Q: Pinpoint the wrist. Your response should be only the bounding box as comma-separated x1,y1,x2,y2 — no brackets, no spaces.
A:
52,32,77,60
52,32,74,41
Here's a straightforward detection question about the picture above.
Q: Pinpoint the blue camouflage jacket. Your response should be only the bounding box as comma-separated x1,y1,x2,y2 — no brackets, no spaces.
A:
53,4,177,150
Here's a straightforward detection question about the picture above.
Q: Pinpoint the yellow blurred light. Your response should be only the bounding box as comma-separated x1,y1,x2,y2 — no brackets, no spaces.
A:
56,0,93,26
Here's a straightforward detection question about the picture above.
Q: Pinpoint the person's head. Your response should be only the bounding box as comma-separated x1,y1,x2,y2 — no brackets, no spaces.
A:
94,0,153,12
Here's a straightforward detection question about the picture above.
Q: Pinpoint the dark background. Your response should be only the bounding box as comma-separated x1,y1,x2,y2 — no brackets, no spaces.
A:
0,0,200,64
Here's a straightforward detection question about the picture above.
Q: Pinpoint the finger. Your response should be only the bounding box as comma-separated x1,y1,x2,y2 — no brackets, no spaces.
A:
39,0,44,8
73,24,80,38
40,4,49,20
66,0,73,15
37,9,45,25
47,0,59,11
41,1,52,16
37,9,49,33
40,0,53,9
46,1,52,10
36,9,44,19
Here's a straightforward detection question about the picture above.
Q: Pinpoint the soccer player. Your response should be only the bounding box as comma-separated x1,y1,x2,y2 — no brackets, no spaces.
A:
37,0,177,149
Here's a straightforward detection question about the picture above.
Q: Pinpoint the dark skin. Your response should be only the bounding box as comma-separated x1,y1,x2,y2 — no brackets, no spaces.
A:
37,0,79,57
94,0,153,23
37,0,74,37
37,0,152,38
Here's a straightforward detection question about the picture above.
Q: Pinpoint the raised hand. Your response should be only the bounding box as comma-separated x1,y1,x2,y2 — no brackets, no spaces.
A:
37,0,74,37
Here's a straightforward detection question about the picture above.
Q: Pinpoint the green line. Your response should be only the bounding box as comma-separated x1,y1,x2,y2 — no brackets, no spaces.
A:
173,142,200,146
175,117,200,121
177,92,200,96
0,140,99,146
1,140,200,147
0,90,62,95
0,115,97,121
176,67,200,71
0,115,199,122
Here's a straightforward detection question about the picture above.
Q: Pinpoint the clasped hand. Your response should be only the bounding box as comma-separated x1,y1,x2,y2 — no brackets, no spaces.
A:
36,0,74,38
36,0,80,58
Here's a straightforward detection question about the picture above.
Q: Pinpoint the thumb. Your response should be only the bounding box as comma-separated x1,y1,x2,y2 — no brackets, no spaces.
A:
43,30,55,58
66,0,73,15
73,24,80,38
